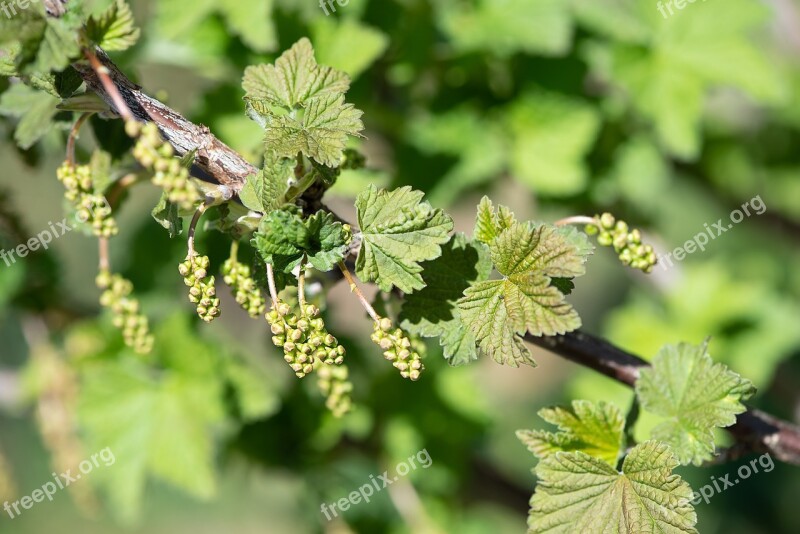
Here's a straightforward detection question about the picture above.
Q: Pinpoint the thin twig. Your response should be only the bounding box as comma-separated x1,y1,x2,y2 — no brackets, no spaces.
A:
554,215,597,228
337,261,380,323
98,237,109,272
297,266,307,311
83,47,134,122
66,112,93,165
266,263,279,307
186,202,208,258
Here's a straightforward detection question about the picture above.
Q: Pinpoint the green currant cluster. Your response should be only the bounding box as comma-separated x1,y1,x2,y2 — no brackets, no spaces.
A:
178,255,221,322
96,270,154,354
371,318,424,381
222,258,266,318
316,362,353,417
126,121,199,211
56,162,118,237
266,301,346,378
589,213,658,273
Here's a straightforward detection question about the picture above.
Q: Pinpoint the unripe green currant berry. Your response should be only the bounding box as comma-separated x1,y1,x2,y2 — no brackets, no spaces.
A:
599,213,616,230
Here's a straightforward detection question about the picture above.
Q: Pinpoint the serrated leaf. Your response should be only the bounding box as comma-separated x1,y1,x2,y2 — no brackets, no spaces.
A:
0,84,60,149
252,209,348,273
151,193,183,238
636,342,756,466
528,441,697,534
86,0,141,52
243,38,351,110
517,400,624,467
238,153,293,213
473,196,516,245
400,234,492,365
263,93,364,167
355,185,454,293
32,11,83,73
459,221,589,366
243,38,363,166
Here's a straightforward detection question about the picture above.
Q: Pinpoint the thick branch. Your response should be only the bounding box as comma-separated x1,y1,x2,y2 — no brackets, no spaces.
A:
528,331,800,465
72,48,256,191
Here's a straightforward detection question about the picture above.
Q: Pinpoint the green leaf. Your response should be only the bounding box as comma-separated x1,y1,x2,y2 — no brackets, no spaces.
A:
636,342,756,466
311,17,389,80
77,314,226,523
33,11,83,73
400,234,492,365
252,209,348,273
223,358,280,422
151,193,183,238
261,93,364,167
505,90,600,196
458,221,589,366
218,0,277,52
86,0,141,52
0,84,60,149
583,0,786,160
243,39,363,166
355,185,454,293
528,441,697,534
436,0,573,56
238,153,293,213
243,38,351,110
473,196,516,245
407,109,507,206
517,400,624,467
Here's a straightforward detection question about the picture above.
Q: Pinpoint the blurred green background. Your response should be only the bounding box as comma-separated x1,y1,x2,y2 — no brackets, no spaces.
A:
1,0,800,532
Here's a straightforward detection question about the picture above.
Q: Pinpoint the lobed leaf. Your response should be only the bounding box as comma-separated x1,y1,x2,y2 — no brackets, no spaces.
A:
355,185,454,293
636,342,756,465
528,441,697,534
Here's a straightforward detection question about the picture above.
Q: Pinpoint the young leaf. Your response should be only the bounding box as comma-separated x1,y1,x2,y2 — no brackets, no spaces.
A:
252,209,348,273
458,221,589,366
0,84,60,149
238,153,293,213
400,233,492,365
636,342,756,466
151,193,183,238
243,38,350,110
262,93,364,167
86,0,141,52
474,196,516,245
355,185,454,293
242,38,363,167
517,400,625,467
528,441,697,534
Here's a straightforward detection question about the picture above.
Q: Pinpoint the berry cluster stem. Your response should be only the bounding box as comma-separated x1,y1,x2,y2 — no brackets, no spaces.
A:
337,261,380,322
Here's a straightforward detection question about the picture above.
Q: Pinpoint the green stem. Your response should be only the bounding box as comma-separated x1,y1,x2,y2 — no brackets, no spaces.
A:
337,261,380,323
555,215,598,228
